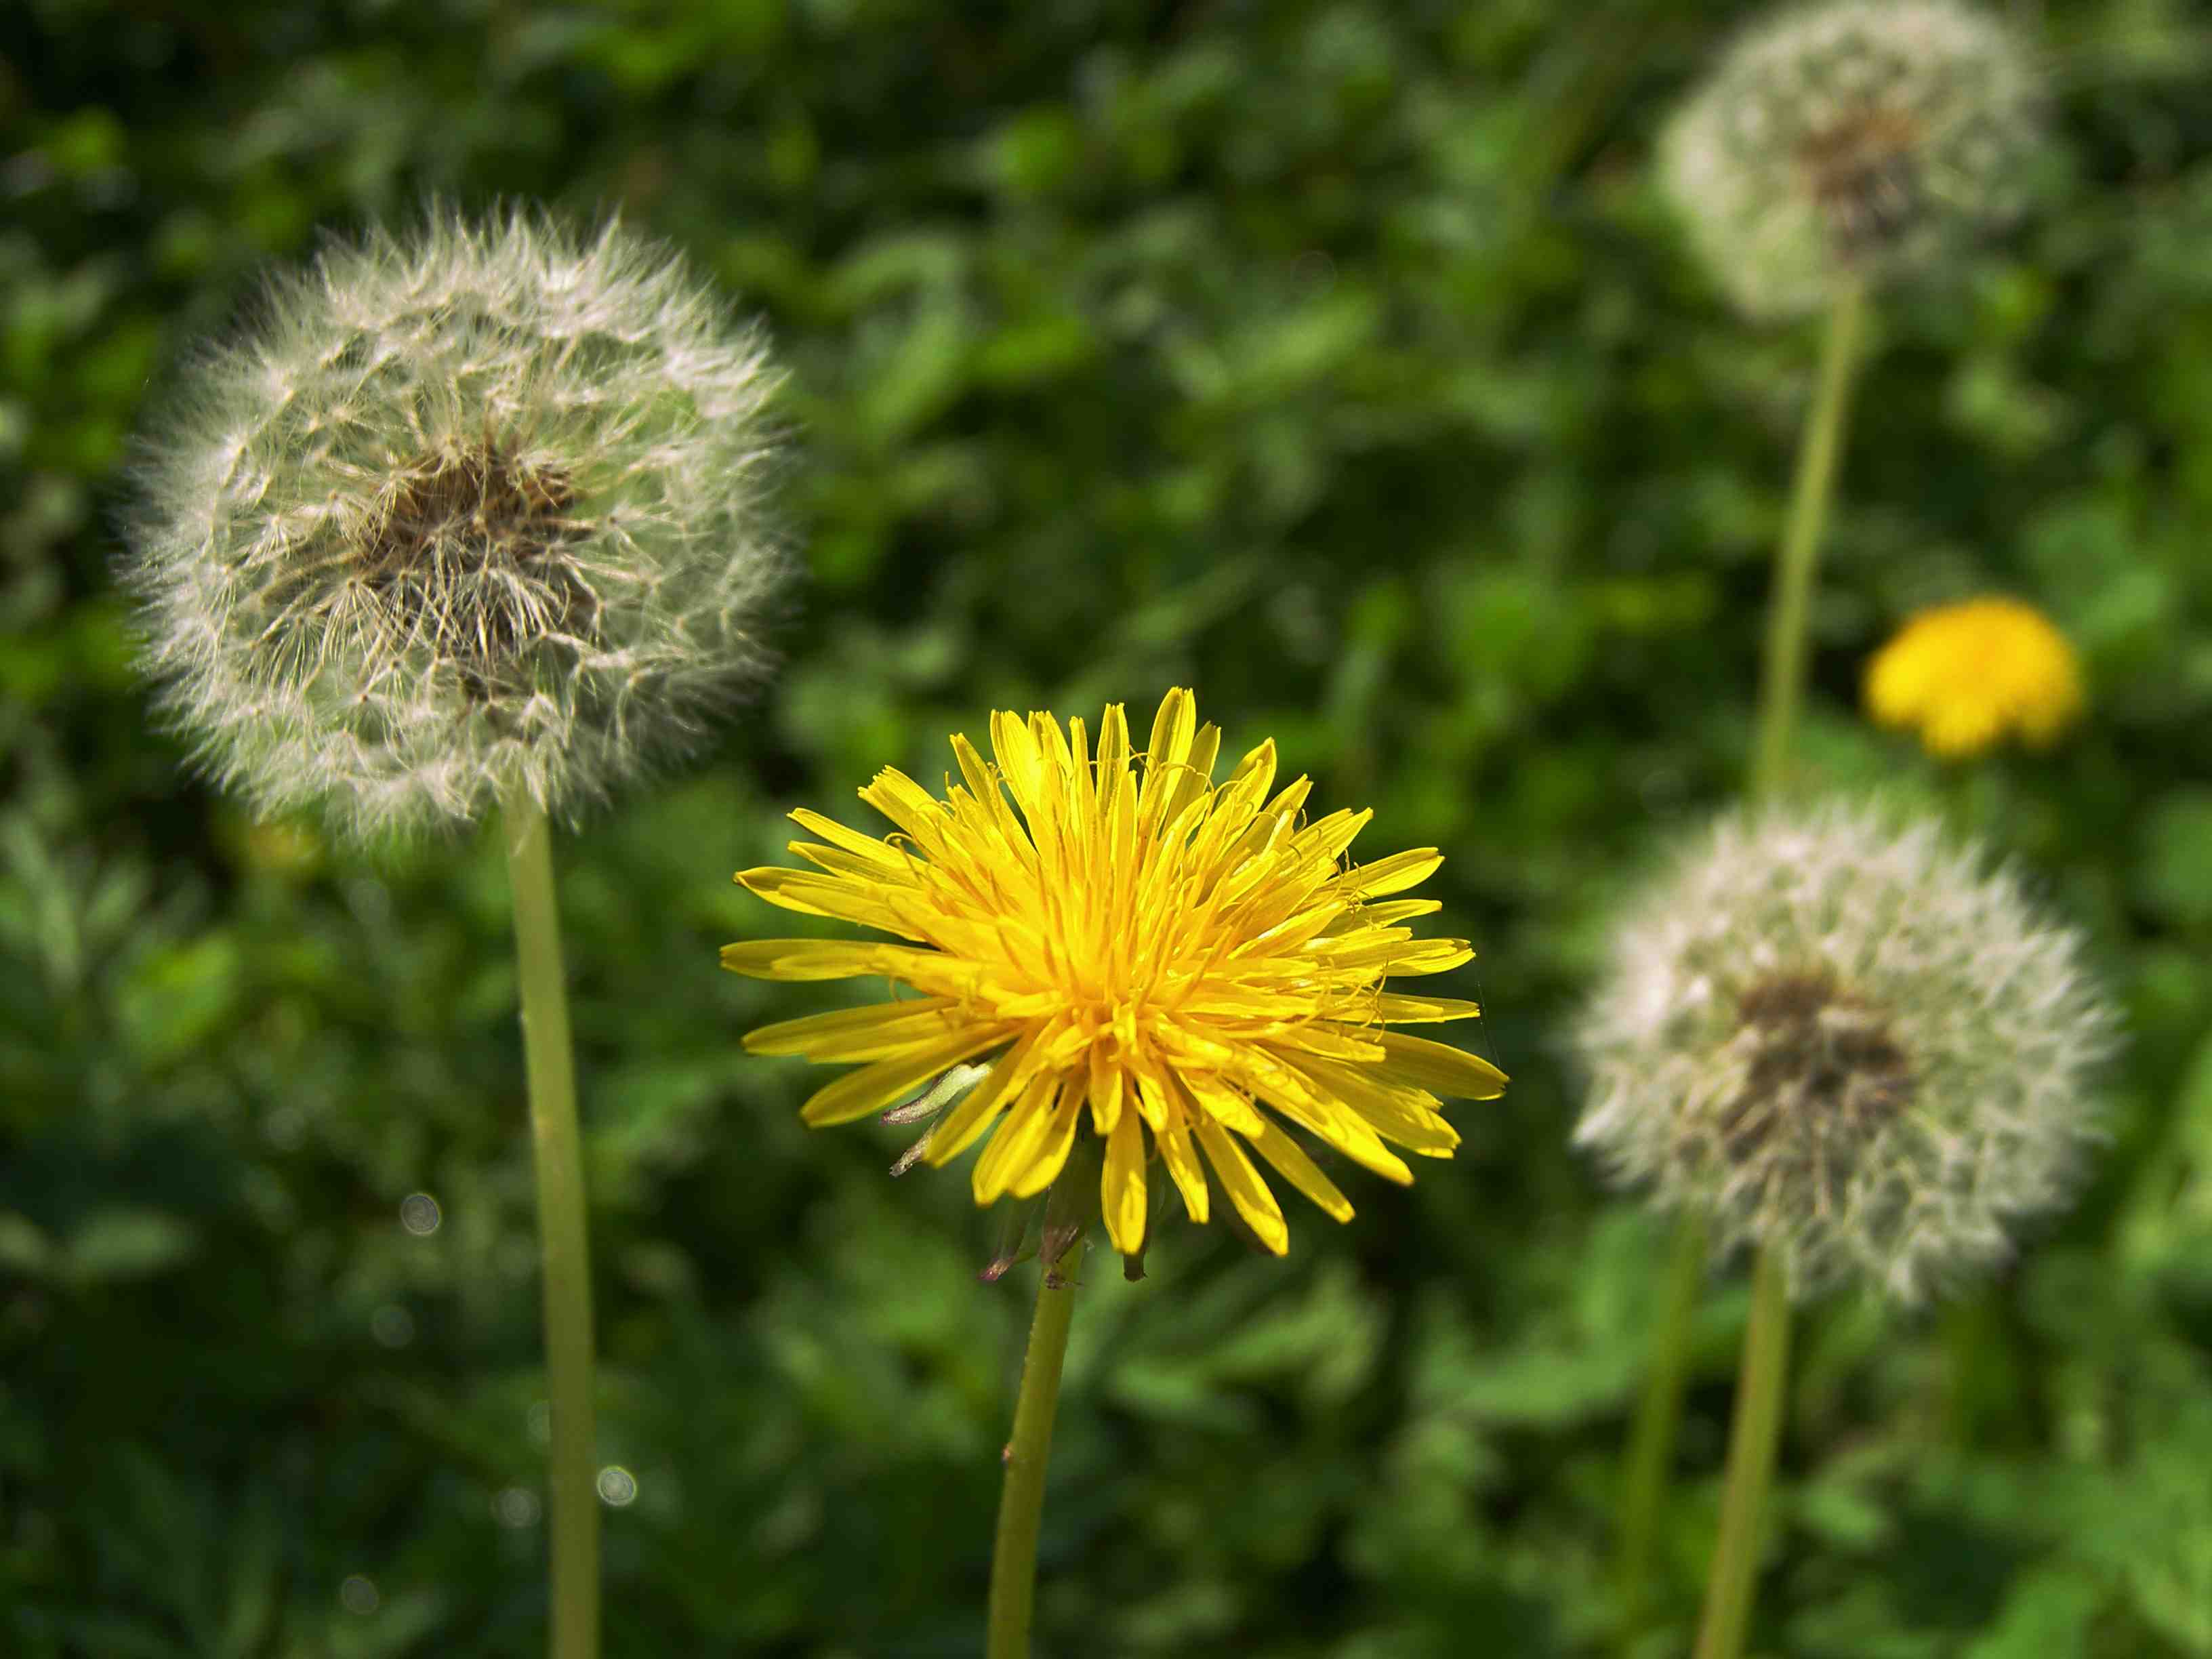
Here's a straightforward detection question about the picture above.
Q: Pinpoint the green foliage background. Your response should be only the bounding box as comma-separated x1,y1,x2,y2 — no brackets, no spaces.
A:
7,1,2212,1653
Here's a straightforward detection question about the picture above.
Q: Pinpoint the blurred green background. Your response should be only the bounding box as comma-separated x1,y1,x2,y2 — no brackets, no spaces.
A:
7,1,2212,1654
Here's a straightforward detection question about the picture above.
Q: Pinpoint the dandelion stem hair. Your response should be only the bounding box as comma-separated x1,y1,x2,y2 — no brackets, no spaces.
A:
1751,276,1866,798
1615,1208,1708,1639
1692,1245,1791,1659
507,790,600,1659
985,1183,1086,1659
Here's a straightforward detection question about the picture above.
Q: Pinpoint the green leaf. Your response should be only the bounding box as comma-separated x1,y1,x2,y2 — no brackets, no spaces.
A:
62,1210,201,1286
2138,790,2212,926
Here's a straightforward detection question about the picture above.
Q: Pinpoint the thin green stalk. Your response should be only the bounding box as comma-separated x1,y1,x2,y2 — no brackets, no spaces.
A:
1614,281,1866,1648
1749,277,1868,801
505,793,599,1659
1616,1211,1708,1635
985,1194,1086,1659
1692,1246,1793,1659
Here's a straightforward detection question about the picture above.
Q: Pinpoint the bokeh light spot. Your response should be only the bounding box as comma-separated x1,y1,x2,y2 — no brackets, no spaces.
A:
400,1192,442,1235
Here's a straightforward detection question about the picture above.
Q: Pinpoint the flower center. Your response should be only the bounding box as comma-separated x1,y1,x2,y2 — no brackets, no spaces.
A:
1716,967,1914,1203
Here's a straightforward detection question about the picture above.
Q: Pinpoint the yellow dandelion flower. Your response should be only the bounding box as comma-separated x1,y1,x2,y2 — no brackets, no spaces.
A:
724,688,1506,1260
1864,596,2084,759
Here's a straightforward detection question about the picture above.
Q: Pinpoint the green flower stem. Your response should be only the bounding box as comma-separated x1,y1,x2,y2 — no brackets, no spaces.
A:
1616,1210,1708,1635
985,1195,1087,1659
1750,277,1869,802
1692,1245,1793,1659
504,793,600,1659
1616,281,1867,1649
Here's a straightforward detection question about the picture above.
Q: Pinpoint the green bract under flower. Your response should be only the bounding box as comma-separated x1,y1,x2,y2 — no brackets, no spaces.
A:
1661,0,2041,319
1574,802,2113,1303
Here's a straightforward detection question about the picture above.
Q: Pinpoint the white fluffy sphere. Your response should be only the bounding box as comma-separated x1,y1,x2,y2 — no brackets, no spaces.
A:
125,207,785,841
1661,0,2041,319
1574,802,2114,1303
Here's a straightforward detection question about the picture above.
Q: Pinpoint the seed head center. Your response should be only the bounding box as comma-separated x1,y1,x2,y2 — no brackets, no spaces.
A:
1719,967,1915,1177
1797,107,1925,260
364,439,578,577
346,436,599,675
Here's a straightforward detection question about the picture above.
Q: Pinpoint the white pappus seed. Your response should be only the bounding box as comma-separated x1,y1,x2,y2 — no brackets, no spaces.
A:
122,204,788,843
1572,800,2116,1304
1659,0,2043,321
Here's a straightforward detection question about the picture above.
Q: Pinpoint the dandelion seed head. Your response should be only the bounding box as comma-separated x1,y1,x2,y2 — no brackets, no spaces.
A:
123,205,785,842
1661,0,2041,319
1574,801,2114,1303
